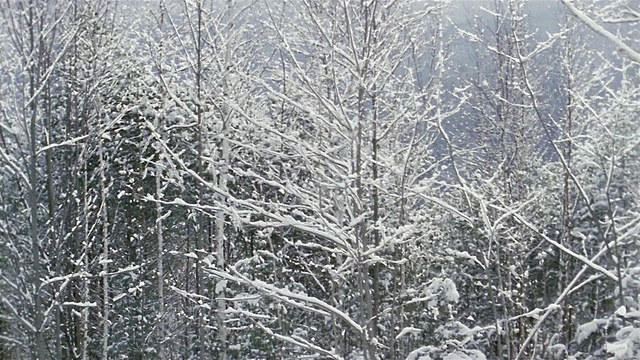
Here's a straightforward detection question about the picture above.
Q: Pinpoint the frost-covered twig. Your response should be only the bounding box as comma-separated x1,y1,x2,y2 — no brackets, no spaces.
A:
206,265,364,335
560,0,640,64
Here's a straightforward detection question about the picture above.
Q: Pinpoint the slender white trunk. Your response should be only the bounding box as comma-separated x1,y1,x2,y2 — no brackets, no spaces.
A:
194,2,206,355
81,140,89,360
156,113,166,360
215,143,227,358
156,4,167,358
25,2,45,357
216,32,232,359
99,136,110,360
216,166,227,359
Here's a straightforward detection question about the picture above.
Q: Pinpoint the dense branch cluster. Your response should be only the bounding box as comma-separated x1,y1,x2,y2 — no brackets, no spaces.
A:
0,0,638,359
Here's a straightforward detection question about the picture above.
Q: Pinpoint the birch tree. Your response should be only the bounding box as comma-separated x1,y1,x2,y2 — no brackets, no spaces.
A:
140,0,262,356
448,1,640,357
195,0,469,358
0,1,80,357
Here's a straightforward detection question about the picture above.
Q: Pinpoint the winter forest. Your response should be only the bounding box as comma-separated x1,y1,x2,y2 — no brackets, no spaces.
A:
0,0,638,359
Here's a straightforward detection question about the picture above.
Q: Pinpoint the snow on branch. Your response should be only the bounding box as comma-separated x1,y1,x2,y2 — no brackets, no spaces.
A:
511,211,618,282
206,265,364,335
255,322,339,359
0,146,29,186
560,0,640,64
514,242,616,360
36,135,90,155
0,295,37,333
0,335,27,349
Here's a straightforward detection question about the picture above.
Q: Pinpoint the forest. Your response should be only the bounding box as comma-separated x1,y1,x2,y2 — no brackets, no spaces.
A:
0,0,638,359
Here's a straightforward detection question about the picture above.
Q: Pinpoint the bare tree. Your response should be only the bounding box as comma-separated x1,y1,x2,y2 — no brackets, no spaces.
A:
560,0,640,63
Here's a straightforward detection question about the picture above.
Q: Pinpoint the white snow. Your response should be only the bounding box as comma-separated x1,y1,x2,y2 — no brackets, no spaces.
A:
575,319,607,344
215,280,227,294
443,350,486,360
395,326,422,340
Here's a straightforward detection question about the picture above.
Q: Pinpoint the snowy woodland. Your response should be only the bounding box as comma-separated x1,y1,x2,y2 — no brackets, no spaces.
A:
0,0,638,359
